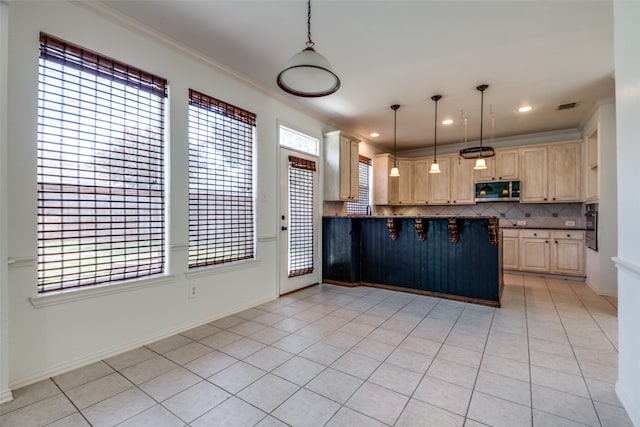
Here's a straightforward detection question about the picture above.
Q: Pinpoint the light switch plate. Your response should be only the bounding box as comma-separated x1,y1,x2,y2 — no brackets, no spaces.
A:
565,220,576,227
517,220,527,226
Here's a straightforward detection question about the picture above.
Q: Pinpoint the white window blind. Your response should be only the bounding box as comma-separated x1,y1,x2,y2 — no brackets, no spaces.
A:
346,156,372,215
288,155,316,277
188,89,256,268
37,33,167,293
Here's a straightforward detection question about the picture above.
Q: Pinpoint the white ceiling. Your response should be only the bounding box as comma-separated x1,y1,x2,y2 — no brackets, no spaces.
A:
96,0,614,153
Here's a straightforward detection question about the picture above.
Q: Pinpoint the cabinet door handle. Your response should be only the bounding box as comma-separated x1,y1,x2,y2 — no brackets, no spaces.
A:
555,240,558,244
453,200,456,203
567,234,571,237
533,233,537,236
281,226,288,231
545,240,549,243
553,197,556,201
544,198,547,201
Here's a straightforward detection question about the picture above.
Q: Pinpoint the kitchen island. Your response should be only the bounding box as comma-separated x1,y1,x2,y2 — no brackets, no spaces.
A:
322,216,503,306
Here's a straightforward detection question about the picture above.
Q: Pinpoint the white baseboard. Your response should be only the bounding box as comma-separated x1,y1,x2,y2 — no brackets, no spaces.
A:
0,388,13,405
616,382,640,427
9,295,275,390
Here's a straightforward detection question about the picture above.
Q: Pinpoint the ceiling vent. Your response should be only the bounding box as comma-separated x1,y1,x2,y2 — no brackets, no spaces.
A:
557,102,577,110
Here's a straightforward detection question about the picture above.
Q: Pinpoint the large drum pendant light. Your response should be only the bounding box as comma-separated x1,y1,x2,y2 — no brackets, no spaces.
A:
459,84,495,169
277,0,340,98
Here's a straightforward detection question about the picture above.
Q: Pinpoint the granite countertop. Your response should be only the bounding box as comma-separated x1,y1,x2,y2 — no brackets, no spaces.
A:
500,225,586,230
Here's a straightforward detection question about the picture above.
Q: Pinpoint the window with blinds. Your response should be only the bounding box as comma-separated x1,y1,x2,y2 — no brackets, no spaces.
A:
346,156,372,215
188,89,256,268
288,156,316,277
37,33,167,293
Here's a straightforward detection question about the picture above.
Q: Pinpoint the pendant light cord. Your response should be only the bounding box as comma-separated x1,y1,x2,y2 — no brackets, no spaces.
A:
434,99,438,161
477,84,488,148
306,0,314,47
393,108,397,165
431,95,442,162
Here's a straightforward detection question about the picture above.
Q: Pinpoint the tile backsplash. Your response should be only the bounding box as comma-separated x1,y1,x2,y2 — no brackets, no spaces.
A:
324,201,584,229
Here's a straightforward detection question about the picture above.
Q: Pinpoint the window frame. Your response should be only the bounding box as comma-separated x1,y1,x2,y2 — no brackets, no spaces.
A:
36,33,168,295
187,88,257,270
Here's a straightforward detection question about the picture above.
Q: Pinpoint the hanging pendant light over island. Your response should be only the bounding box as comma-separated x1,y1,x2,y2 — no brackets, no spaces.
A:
459,84,495,169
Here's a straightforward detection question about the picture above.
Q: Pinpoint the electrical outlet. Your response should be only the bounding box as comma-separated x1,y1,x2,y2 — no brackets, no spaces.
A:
188,283,198,299
517,220,527,226
565,220,576,227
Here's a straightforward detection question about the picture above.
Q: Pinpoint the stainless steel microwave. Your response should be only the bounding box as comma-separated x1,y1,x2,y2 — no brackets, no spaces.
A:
475,181,520,202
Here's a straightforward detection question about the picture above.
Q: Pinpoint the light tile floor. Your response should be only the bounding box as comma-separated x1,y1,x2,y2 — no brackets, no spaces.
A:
0,274,634,426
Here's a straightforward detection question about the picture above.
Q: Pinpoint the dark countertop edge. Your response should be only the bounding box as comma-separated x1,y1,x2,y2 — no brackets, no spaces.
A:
501,226,587,231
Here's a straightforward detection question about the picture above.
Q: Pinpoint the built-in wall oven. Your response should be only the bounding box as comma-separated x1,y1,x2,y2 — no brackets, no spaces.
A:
585,203,598,251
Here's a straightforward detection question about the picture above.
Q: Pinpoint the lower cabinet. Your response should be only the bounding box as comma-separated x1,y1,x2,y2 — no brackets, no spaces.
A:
519,230,550,272
502,229,520,270
506,228,584,276
552,231,585,275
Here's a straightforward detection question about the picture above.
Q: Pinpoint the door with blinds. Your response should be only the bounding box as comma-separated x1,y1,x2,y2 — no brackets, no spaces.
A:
279,148,320,295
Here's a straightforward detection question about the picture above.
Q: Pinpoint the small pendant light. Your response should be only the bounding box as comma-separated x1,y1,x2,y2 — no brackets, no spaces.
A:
430,95,442,174
276,0,340,98
389,104,400,177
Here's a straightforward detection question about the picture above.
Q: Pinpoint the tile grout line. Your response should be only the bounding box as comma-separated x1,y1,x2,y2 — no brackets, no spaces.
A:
544,278,604,427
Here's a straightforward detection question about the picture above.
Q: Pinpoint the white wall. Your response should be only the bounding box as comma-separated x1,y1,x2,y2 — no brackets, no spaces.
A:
613,1,640,425
4,1,326,388
583,101,618,296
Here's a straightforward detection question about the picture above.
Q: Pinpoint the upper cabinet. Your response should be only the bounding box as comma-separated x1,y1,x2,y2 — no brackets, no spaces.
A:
450,156,476,204
373,155,475,205
373,153,399,205
428,156,452,205
520,146,548,202
520,141,582,203
548,142,582,202
413,159,430,204
397,158,415,205
324,131,360,202
428,155,475,205
474,149,519,182
585,127,599,202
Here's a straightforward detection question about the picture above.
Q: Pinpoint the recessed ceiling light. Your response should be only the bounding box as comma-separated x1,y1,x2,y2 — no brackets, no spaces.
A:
370,132,379,138
518,105,533,113
442,119,454,125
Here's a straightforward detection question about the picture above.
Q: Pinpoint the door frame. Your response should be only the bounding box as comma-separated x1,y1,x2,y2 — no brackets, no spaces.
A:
277,124,322,296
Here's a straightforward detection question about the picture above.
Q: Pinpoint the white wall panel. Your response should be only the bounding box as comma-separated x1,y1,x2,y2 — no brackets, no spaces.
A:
5,1,324,388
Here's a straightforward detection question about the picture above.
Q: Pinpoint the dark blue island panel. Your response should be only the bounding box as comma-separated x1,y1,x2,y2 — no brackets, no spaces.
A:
322,216,503,306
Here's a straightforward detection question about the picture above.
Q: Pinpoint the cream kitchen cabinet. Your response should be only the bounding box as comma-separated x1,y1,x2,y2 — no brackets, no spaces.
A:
520,146,548,202
450,156,476,204
551,230,585,275
428,155,475,205
324,131,360,201
428,156,451,204
413,158,430,204
475,149,519,182
373,153,399,205
519,229,550,272
397,158,415,205
548,142,582,202
507,228,585,276
502,229,520,270
520,142,582,203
